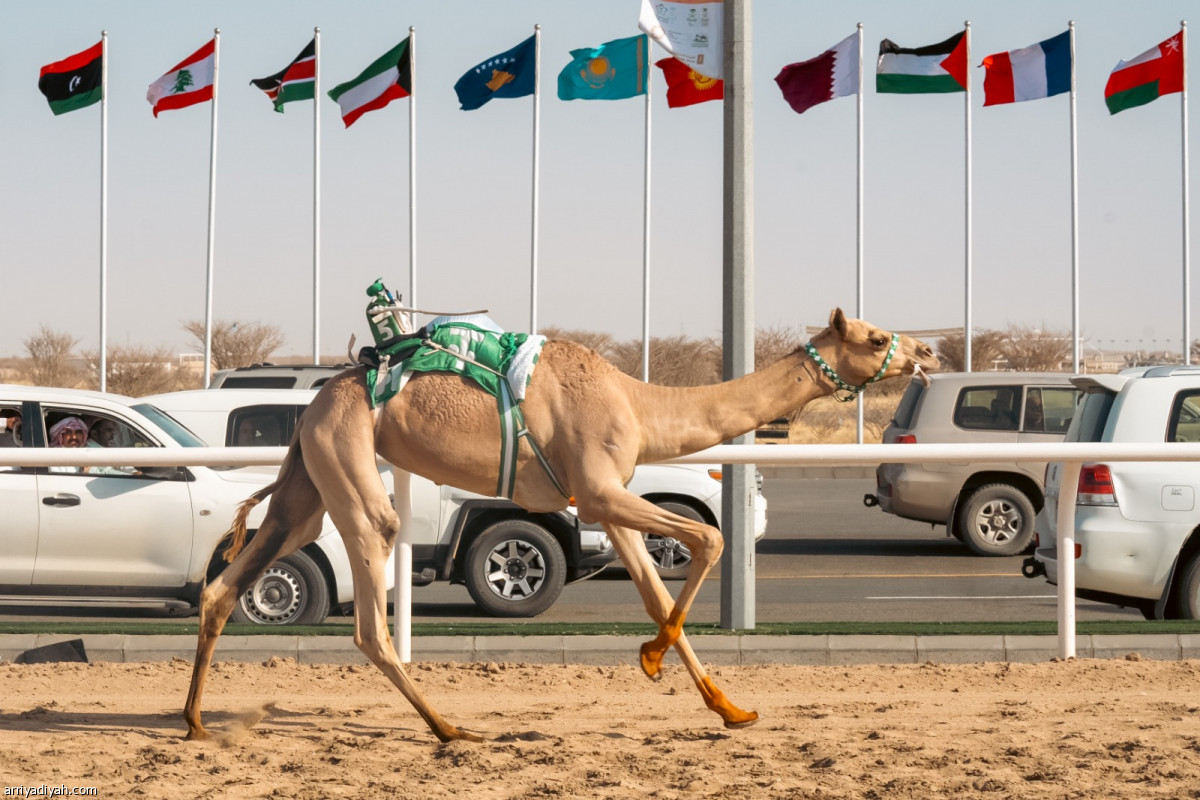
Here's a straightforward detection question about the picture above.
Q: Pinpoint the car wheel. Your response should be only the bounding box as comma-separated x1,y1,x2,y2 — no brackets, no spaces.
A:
644,500,702,580
956,484,1036,557
464,519,566,618
230,551,331,625
1176,553,1200,619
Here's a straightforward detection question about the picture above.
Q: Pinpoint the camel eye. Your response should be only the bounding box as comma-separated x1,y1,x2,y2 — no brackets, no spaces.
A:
870,336,887,347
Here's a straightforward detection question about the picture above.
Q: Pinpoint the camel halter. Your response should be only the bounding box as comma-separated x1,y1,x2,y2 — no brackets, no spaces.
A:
804,333,899,403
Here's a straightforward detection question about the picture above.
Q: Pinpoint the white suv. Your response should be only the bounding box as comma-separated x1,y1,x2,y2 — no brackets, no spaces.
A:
1025,366,1200,619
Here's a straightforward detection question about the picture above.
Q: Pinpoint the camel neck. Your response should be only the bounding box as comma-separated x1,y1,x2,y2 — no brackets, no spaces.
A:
631,348,833,463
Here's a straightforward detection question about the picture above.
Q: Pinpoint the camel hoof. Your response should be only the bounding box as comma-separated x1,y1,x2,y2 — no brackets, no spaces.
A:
722,711,760,730
639,641,665,680
185,727,210,742
437,727,487,744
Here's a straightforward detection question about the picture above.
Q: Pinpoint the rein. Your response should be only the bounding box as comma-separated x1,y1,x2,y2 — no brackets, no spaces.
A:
804,332,899,403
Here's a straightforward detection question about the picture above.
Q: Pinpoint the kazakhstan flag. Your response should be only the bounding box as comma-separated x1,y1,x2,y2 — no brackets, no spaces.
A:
557,34,649,101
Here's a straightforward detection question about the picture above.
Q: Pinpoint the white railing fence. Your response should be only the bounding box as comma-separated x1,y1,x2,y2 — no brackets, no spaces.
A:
6,441,1200,661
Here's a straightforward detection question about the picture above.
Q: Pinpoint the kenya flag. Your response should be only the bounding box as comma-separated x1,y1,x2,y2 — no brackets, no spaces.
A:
251,39,316,112
147,38,215,117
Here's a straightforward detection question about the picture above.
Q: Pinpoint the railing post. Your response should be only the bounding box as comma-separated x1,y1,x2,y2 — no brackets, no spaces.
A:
1055,460,1082,659
392,468,413,663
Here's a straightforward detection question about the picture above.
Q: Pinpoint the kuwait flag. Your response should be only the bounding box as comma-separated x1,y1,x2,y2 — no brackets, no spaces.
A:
774,32,860,115
146,38,215,117
38,40,103,116
328,37,412,128
1105,31,1184,115
655,56,723,108
877,31,968,94
251,38,316,112
981,31,1071,106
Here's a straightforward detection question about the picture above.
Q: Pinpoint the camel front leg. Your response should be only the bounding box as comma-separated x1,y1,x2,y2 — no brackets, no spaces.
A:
604,523,758,730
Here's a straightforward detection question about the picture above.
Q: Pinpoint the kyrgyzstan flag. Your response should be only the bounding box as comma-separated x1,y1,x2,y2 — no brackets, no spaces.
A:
654,56,723,108
147,38,216,117
38,40,103,116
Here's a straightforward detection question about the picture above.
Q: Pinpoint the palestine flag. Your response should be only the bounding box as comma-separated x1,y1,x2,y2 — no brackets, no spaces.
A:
328,37,411,128
876,31,968,94
1104,31,1184,115
38,41,103,116
251,38,316,112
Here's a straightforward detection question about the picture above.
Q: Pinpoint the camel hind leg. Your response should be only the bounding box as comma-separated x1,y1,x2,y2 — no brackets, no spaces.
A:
184,453,326,741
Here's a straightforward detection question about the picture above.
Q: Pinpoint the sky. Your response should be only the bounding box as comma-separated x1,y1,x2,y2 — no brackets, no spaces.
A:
0,0,1195,363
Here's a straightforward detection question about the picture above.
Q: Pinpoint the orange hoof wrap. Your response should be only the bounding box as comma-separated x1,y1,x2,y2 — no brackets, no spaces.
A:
639,610,686,679
639,640,665,680
700,676,759,730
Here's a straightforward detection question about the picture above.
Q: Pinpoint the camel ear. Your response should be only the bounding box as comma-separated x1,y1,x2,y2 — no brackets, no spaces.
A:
829,308,848,338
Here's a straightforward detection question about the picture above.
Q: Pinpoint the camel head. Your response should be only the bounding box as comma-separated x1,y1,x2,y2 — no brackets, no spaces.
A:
805,308,939,399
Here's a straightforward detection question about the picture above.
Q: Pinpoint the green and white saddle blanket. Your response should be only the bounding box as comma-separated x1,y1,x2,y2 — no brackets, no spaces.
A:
365,315,556,499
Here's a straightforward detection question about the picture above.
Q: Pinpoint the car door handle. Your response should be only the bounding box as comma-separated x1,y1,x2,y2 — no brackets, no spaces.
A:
42,493,81,507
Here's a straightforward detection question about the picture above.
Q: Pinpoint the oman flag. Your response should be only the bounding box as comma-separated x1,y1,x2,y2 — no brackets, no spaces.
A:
146,38,215,117
1105,31,1184,115
328,37,412,128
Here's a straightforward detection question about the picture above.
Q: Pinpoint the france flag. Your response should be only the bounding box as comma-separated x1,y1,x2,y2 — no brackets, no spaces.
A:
981,31,1072,106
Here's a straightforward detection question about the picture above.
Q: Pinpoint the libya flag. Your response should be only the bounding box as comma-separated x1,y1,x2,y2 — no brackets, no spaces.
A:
38,41,103,115
251,38,316,112
1105,31,1184,115
328,37,412,128
877,31,968,94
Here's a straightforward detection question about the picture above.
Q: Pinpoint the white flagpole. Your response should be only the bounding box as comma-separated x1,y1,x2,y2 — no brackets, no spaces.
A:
409,27,418,307
855,23,865,442
963,21,973,373
313,27,322,364
642,43,653,382
99,31,108,392
203,30,221,388
530,25,542,335
1183,21,1191,365
1070,21,1080,372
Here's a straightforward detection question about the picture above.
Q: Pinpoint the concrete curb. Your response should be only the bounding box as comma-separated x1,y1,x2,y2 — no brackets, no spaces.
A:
2,633,1196,666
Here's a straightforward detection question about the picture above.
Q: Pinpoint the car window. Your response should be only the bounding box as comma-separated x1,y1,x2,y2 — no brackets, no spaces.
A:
131,403,208,447
0,403,24,471
1168,391,1200,443
228,405,296,446
1022,387,1080,434
891,381,924,429
1066,390,1116,443
218,376,298,389
41,406,155,478
954,386,1020,431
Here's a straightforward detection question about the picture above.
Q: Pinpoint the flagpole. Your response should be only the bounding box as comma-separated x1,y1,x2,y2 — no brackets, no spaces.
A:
963,21,973,373
855,22,865,442
409,26,418,308
1070,21,1080,372
203,30,221,387
313,27,322,364
530,24,542,334
642,45,653,382
1182,20,1191,365
99,31,108,392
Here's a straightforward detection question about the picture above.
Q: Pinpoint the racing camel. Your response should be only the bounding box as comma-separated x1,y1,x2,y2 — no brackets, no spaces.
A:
183,309,938,743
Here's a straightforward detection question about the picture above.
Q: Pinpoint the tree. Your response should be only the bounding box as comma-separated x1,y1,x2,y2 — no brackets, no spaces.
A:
83,344,186,396
183,320,285,371
999,325,1071,372
23,325,81,387
936,330,1005,372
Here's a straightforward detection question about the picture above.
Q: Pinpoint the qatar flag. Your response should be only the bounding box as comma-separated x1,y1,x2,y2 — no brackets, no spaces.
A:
774,33,860,115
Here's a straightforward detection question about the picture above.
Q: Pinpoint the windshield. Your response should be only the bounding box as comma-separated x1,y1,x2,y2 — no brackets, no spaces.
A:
891,381,924,428
1065,390,1115,443
131,403,209,447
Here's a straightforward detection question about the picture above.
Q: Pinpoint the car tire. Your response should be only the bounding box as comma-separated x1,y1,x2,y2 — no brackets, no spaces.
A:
463,519,566,618
956,484,1036,557
644,500,702,580
230,551,331,626
1176,553,1200,619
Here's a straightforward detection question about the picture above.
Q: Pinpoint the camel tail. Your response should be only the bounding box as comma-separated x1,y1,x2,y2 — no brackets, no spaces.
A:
222,437,307,563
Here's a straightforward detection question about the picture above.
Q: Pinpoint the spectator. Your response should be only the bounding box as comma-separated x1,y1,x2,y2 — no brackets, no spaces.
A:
49,416,89,474
0,409,21,448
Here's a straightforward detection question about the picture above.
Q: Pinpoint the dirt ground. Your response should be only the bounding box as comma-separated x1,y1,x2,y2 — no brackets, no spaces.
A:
2,656,1199,799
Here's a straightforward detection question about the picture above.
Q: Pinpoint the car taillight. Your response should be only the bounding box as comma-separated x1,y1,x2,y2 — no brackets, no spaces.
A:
707,469,722,482
895,434,917,444
1077,464,1118,506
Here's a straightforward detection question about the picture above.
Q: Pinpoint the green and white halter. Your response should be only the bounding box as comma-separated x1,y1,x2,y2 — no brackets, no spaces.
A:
804,332,899,403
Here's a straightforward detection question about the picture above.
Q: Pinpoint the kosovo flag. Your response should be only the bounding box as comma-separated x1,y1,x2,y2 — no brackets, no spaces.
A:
454,35,536,110
558,34,649,101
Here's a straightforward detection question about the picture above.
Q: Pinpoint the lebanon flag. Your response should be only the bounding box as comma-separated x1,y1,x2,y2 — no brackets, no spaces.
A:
251,38,316,112
328,38,412,128
1105,31,1185,115
38,41,103,116
774,32,860,115
147,38,215,117
981,31,1071,106
876,31,968,94
655,56,723,107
